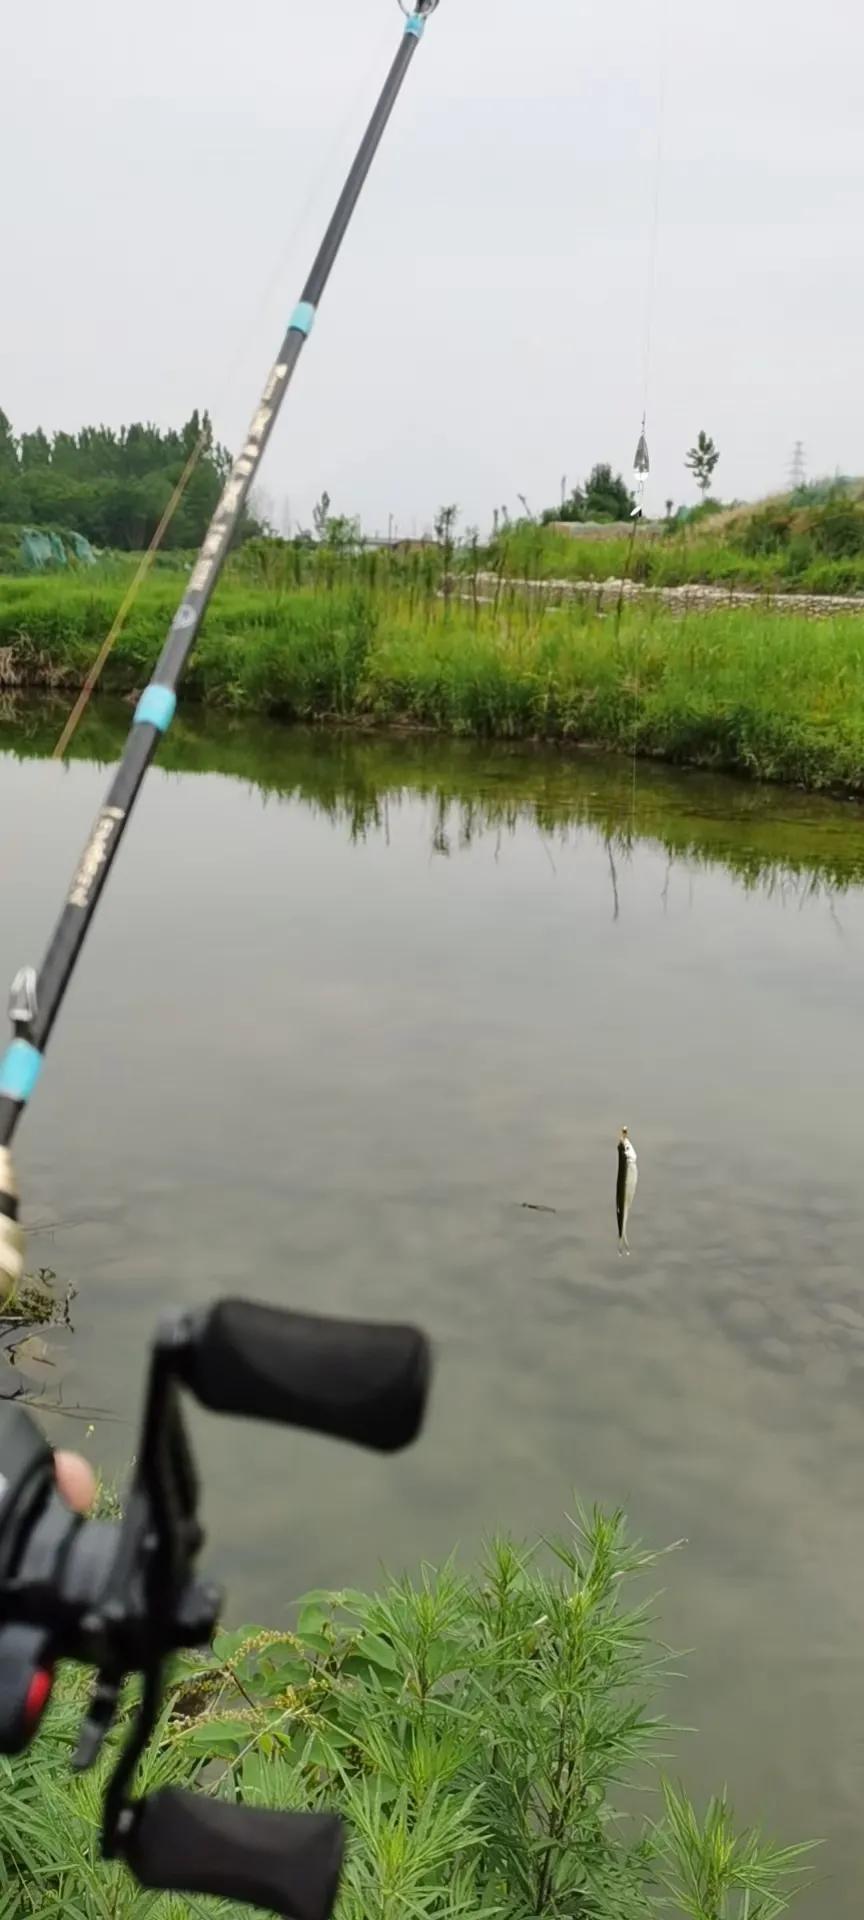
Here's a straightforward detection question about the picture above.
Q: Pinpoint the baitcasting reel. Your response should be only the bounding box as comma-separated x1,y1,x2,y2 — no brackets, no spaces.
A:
0,1296,430,1918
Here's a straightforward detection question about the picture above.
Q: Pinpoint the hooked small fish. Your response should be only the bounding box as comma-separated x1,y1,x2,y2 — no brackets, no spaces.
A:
616,1128,638,1255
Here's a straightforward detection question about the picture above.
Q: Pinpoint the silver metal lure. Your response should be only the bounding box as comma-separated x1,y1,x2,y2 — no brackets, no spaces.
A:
631,426,650,519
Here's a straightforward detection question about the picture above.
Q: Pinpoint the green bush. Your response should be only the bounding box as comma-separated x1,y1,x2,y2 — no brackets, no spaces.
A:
738,507,796,558
809,501,864,558
0,1510,811,1918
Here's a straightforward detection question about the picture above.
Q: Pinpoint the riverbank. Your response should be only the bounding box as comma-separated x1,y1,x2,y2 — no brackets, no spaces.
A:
3,573,864,792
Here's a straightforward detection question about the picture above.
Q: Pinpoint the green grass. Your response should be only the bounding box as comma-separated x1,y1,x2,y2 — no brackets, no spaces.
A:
4,572,864,791
494,524,864,595
497,498,864,593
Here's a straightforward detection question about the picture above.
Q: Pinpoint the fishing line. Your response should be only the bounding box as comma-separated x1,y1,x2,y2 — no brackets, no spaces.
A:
51,14,397,760
639,0,668,435
605,5,668,1253
615,0,669,843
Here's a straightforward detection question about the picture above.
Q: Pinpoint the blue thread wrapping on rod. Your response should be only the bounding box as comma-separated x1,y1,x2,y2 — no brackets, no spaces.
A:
404,14,425,37
290,302,316,336
0,1040,43,1105
134,685,177,734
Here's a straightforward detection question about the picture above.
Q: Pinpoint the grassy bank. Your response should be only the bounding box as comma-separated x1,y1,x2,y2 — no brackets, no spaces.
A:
497,520,864,596
0,1508,809,1919
3,573,864,792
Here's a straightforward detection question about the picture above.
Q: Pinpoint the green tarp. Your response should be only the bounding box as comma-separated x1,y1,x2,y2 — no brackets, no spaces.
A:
19,526,98,571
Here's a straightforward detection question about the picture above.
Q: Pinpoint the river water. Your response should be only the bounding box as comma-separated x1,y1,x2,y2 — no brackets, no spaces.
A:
2,703,864,1912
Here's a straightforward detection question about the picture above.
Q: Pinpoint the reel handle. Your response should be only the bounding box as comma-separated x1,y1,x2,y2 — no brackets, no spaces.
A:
123,1789,343,1920
179,1298,430,1452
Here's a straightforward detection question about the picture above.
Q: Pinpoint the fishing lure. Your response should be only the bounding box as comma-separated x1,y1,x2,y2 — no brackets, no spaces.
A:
616,1127,638,1254
631,423,650,519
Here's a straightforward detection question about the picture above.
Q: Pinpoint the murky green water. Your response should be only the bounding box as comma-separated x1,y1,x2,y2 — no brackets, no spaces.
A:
2,702,864,1912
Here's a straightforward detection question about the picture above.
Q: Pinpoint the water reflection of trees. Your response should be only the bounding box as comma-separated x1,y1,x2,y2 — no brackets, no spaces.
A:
3,700,863,901
405,794,860,908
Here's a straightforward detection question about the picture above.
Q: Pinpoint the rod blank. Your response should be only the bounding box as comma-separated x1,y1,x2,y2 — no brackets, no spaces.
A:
0,8,436,1152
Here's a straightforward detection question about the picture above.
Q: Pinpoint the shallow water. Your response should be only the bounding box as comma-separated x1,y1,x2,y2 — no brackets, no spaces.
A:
2,704,864,1911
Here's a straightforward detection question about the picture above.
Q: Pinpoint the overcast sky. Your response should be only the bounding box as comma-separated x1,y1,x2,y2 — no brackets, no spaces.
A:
2,0,860,534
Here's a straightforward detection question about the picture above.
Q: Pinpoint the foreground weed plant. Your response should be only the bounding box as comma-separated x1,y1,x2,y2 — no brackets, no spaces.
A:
0,1508,813,1918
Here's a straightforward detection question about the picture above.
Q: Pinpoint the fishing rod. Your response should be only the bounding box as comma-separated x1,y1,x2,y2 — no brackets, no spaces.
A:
0,8,440,1916
0,0,441,1298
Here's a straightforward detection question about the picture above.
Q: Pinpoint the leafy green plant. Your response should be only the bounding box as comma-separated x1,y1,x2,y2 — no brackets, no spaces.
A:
809,500,864,559
656,1783,810,1920
542,464,636,525
739,507,796,558
0,1510,813,1918
165,1510,809,1920
685,433,721,501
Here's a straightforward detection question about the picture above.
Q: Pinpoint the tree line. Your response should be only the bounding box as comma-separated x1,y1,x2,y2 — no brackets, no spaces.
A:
0,401,722,554
0,408,260,551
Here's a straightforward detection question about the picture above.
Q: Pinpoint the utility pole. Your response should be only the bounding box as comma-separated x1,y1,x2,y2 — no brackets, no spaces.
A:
788,442,806,492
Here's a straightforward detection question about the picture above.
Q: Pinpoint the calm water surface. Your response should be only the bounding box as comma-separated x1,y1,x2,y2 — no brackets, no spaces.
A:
2,705,864,1914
